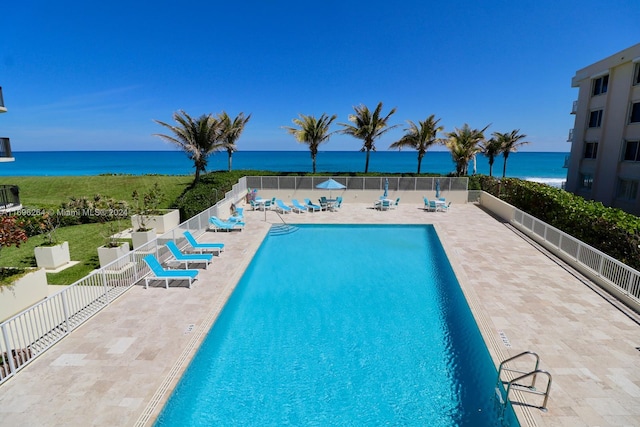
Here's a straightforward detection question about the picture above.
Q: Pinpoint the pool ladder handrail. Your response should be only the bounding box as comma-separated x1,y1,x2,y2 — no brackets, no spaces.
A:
266,208,299,235
497,351,552,412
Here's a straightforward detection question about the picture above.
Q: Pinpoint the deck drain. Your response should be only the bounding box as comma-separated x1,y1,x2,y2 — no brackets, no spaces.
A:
184,324,195,334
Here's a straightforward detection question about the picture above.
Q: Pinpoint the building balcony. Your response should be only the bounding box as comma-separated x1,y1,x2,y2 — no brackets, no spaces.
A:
571,100,577,114
0,184,21,213
567,129,574,142
0,138,14,162
0,87,5,113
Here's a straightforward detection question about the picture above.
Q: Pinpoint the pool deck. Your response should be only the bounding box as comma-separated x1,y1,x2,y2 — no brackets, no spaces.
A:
0,201,639,426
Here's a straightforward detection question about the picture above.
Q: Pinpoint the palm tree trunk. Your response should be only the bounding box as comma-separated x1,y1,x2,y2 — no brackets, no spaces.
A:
417,157,422,174
194,168,201,185
312,155,317,174
364,150,371,173
489,159,494,177
502,155,508,178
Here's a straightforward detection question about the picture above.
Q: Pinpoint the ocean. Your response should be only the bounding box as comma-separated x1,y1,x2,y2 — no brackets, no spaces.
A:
0,151,568,186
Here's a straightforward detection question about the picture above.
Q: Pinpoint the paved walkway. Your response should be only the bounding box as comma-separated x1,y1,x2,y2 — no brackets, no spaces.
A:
0,202,638,426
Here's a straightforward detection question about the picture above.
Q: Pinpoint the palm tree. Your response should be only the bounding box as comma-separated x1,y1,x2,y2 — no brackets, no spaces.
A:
218,111,251,172
153,110,221,184
283,113,337,173
339,102,398,173
389,114,443,174
443,124,489,176
494,129,530,177
479,136,503,177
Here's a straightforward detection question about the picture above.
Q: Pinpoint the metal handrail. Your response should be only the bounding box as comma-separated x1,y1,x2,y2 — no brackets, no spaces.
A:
497,351,552,412
505,370,552,412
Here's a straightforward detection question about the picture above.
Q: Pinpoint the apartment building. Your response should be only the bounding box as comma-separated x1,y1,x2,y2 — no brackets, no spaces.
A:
565,43,640,215
0,87,20,211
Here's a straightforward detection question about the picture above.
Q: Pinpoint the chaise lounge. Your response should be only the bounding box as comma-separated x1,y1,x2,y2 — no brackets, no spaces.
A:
142,254,199,289
166,241,213,268
183,230,224,255
209,216,245,232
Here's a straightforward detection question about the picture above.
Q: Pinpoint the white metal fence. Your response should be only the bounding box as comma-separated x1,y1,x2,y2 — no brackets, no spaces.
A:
0,178,249,385
513,208,640,312
246,175,468,192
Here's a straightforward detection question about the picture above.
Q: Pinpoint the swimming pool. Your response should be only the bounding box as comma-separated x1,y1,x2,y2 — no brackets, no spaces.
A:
155,224,519,426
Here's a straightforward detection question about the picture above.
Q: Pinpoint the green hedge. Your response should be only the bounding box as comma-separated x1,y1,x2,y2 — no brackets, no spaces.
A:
478,176,640,270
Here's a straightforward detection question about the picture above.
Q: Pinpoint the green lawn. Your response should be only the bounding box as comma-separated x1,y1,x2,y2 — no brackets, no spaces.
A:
8,175,193,209
0,175,194,286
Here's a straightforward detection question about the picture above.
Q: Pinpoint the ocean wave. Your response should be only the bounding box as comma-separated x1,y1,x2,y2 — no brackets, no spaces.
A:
524,177,565,188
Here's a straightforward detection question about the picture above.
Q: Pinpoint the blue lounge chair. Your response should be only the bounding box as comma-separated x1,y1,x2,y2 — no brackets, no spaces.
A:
380,199,391,211
142,254,199,289
304,198,322,212
183,230,224,255
275,199,292,214
209,216,245,232
335,196,343,208
166,241,213,269
291,199,308,213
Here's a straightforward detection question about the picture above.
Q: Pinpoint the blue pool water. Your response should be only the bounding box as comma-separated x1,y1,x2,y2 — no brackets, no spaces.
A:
155,225,519,426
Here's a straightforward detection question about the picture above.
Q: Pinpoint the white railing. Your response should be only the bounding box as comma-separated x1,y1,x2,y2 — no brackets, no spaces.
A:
0,178,249,385
246,175,468,192
512,207,640,312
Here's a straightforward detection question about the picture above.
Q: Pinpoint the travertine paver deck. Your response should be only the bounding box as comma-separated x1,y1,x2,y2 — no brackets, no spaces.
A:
0,201,639,426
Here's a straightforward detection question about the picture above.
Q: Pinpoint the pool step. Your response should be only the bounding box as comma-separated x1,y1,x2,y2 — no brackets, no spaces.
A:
269,224,299,236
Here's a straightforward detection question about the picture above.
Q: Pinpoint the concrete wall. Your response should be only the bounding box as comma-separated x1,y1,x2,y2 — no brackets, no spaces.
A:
478,191,515,222
0,268,48,322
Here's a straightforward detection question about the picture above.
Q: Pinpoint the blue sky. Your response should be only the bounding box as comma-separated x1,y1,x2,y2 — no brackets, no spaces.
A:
1,1,638,152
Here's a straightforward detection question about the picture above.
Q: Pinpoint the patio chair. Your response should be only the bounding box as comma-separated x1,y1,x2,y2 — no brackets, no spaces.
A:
304,198,322,212
423,196,430,210
166,241,213,269
275,199,293,214
391,197,400,209
428,200,440,212
229,207,244,222
335,196,343,209
380,200,391,211
291,199,308,213
183,230,224,255
209,216,245,232
142,254,199,289
318,196,328,211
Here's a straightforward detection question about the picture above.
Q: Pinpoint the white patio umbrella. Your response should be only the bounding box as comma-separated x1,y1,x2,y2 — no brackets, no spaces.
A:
315,178,346,198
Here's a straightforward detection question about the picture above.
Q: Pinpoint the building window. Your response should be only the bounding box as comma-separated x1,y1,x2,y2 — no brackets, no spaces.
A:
630,102,640,123
584,142,598,159
588,109,603,128
634,63,640,86
579,174,593,189
616,178,638,201
592,75,609,96
623,140,640,161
